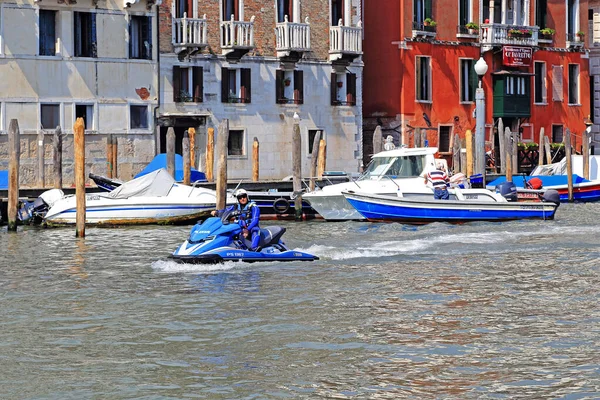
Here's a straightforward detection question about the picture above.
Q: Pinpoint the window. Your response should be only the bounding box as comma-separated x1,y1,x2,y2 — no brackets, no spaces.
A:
277,0,293,22
308,129,323,154
536,0,547,28
534,61,547,104
75,104,94,130
223,0,239,20
276,70,304,104
173,66,203,102
228,129,245,156
552,124,564,143
41,104,60,130
414,0,432,27
567,0,579,39
330,72,356,106
221,68,251,103
505,76,527,96
130,105,148,129
568,64,579,104
438,126,452,153
39,10,57,56
74,12,96,58
416,56,431,101
175,0,193,18
459,0,470,30
459,59,476,102
129,16,152,60
332,0,344,25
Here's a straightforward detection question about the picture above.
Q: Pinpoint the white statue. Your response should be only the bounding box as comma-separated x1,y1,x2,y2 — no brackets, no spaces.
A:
384,135,396,151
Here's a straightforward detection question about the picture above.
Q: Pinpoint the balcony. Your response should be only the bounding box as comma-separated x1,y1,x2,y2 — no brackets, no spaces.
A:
566,33,585,49
275,16,311,61
481,24,538,51
412,21,437,39
329,21,362,63
221,16,255,59
172,14,208,55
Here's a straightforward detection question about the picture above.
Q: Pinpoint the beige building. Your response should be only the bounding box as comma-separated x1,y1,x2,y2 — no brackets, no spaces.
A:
0,0,159,185
590,1,600,151
157,0,364,180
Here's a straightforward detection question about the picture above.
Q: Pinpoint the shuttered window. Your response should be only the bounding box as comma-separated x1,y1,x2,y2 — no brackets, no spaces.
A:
346,72,356,106
221,68,250,103
460,59,476,102
552,65,563,102
568,64,579,105
173,66,203,102
416,56,431,101
294,70,304,104
534,61,547,103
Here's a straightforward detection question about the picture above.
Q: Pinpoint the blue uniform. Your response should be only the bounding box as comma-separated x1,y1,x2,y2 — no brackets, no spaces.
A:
222,201,261,250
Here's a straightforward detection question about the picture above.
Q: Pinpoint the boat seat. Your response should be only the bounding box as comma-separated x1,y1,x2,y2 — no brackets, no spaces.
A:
258,226,286,248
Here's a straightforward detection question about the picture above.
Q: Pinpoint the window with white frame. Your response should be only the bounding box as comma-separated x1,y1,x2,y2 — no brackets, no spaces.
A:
222,0,240,20
567,0,579,40
534,61,547,104
39,9,57,56
75,104,94,130
130,105,148,129
416,56,431,101
228,129,245,156
221,67,251,103
459,58,476,102
41,104,60,130
459,0,471,32
277,0,293,22
438,125,452,153
568,63,579,104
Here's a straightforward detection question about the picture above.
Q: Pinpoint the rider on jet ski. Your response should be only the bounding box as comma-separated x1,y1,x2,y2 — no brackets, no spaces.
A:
211,189,261,251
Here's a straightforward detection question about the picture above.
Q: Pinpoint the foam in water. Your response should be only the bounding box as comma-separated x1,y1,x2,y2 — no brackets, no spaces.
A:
151,259,245,273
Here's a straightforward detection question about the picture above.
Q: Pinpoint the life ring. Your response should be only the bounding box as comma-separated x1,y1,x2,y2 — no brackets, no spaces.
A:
273,198,290,214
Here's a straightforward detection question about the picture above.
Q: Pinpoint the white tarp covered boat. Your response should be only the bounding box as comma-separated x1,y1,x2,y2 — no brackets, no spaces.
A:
35,169,234,225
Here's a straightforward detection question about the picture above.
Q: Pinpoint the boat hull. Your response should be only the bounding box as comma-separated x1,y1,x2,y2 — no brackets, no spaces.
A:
302,192,365,221
344,192,558,224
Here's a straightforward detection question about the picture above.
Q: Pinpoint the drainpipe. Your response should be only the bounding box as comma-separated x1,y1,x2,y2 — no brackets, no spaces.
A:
153,0,162,156
400,0,406,145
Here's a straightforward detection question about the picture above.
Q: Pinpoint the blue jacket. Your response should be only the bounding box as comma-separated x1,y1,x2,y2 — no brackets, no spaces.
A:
224,201,260,231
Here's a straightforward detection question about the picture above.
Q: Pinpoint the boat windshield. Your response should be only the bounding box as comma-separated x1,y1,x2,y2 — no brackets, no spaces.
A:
358,155,426,181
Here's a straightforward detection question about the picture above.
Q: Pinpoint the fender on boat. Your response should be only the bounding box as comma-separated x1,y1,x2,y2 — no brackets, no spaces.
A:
272,198,290,214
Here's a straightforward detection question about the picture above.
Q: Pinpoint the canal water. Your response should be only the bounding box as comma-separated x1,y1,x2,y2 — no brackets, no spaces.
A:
1,203,599,399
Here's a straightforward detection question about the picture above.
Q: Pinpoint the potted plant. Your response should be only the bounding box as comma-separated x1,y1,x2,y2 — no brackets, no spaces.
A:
465,22,479,35
337,81,343,88
576,30,585,41
508,28,531,38
423,18,437,29
539,27,555,37
283,77,291,87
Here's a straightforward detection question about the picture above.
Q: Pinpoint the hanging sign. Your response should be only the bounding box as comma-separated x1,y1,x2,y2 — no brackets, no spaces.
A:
502,46,533,67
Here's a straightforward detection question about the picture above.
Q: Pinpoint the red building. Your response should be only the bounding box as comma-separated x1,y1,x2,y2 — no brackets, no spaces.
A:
363,0,590,169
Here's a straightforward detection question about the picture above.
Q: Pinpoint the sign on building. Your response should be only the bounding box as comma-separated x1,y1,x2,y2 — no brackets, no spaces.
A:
502,46,533,67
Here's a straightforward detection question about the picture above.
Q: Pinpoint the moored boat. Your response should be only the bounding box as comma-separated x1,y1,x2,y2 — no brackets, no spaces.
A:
343,186,559,224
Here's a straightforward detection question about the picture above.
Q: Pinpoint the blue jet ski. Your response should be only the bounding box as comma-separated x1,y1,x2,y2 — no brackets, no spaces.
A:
170,209,319,263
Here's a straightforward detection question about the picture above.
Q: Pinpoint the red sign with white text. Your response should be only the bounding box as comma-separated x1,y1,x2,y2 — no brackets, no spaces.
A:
503,46,533,67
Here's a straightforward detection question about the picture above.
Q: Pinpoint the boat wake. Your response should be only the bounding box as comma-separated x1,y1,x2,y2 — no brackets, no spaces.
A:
151,259,247,273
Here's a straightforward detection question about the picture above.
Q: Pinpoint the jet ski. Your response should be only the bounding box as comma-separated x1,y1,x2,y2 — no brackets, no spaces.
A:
170,209,319,264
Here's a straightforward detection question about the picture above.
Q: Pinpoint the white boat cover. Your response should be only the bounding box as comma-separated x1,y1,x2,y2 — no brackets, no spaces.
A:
108,168,175,199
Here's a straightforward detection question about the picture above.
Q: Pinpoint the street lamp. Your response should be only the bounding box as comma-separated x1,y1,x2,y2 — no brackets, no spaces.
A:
474,56,488,178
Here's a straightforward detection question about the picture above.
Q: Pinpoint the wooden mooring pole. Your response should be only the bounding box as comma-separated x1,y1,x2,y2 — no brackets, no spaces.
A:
188,127,196,169
53,126,62,189
74,117,86,238
317,139,326,179
166,127,176,179
310,131,322,190
465,129,474,178
182,131,191,185
216,120,229,210
206,127,215,182
372,126,383,154
505,128,513,182
498,118,506,174
37,130,45,188
7,119,20,232
538,127,545,166
112,135,118,179
565,128,574,202
252,137,259,182
583,126,591,180
292,113,303,221
452,133,461,174
106,134,114,178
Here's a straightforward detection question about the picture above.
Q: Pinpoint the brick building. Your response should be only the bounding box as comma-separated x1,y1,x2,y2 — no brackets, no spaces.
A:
363,0,592,169
156,0,364,180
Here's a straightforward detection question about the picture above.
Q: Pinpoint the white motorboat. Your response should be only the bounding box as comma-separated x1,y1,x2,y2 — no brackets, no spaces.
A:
31,169,235,225
302,147,443,221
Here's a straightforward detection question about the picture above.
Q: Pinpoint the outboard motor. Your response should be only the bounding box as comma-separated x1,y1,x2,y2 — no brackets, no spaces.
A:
495,181,517,202
542,189,560,205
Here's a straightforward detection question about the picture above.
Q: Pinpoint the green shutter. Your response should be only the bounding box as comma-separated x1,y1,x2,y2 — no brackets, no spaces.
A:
425,0,432,19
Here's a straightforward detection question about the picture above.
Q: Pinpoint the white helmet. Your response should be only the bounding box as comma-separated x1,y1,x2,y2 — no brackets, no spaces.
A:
235,188,248,198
